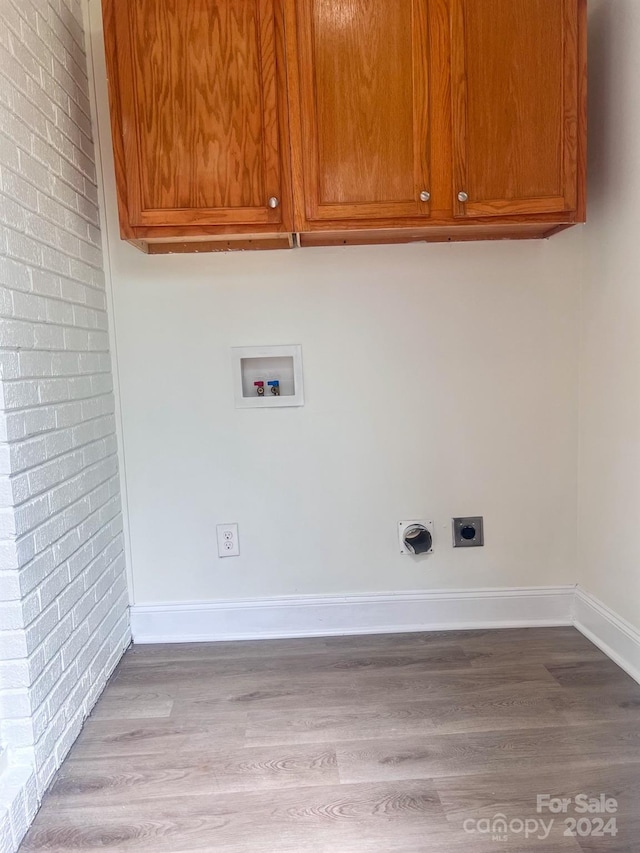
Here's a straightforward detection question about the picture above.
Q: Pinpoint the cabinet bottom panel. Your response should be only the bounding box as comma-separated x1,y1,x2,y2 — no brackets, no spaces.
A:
126,222,580,254
129,235,295,254
298,222,577,247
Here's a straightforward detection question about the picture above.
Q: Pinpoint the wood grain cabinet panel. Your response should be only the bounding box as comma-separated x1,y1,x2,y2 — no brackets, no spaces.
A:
102,0,586,252
290,0,432,223
451,0,580,218
103,0,293,244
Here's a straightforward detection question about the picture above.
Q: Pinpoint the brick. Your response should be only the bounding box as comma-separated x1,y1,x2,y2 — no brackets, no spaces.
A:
0,631,28,660
18,352,54,378
12,494,49,536
0,690,30,719
0,717,35,749
32,322,65,349
22,407,55,436
1,380,39,409
30,268,60,298
0,257,30,291
0,196,27,232
36,563,68,612
0,321,36,350
0,659,30,689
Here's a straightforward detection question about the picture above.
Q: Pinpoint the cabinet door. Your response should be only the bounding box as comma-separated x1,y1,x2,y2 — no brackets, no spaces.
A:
451,0,579,218
292,0,432,223
106,0,289,229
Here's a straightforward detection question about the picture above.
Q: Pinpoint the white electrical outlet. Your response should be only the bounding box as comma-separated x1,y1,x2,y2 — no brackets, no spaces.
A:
216,523,240,557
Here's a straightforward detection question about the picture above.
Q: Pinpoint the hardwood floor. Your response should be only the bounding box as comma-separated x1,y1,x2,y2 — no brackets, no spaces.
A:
20,627,640,852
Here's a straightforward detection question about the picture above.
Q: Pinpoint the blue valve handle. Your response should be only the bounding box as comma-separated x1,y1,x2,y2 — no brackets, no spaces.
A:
267,380,280,387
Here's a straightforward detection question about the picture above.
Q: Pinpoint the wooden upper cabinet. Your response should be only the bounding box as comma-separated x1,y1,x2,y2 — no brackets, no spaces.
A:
288,0,432,224
103,0,292,241
450,0,581,219
102,0,586,252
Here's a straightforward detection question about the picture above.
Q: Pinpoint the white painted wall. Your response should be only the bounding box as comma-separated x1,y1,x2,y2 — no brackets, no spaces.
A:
88,2,583,608
112,239,583,604
577,0,640,631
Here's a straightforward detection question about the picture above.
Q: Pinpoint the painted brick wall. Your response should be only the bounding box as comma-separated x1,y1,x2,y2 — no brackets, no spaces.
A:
0,1,130,850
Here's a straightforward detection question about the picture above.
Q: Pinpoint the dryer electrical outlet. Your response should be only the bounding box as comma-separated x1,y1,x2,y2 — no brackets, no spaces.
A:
452,516,484,548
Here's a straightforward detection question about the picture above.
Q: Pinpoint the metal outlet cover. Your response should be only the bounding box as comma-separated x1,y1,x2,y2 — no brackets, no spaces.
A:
452,516,484,548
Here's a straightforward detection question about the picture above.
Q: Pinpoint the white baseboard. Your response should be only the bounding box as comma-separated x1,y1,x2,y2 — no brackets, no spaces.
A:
131,585,575,644
573,587,640,685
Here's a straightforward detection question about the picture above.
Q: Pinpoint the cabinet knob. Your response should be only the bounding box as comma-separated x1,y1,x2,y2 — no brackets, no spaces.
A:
419,190,431,202
268,197,280,209
457,191,469,203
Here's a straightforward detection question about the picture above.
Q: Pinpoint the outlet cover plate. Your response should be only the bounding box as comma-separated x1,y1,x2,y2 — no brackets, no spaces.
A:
217,523,240,557
452,516,484,548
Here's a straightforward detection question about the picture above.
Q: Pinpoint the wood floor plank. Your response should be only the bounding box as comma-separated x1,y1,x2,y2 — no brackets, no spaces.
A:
70,714,248,759
88,690,174,720
21,780,445,853
434,763,640,821
319,626,588,656
336,721,640,785
461,636,608,668
245,681,566,746
123,636,351,662
51,743,340,802
435,767,639,853
552,683,640,725
577,822,640,853
21,780,582,853
121,630,483,665
545,660,640,690
120,628,592,669
113,645,474,685
163,664,560,717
